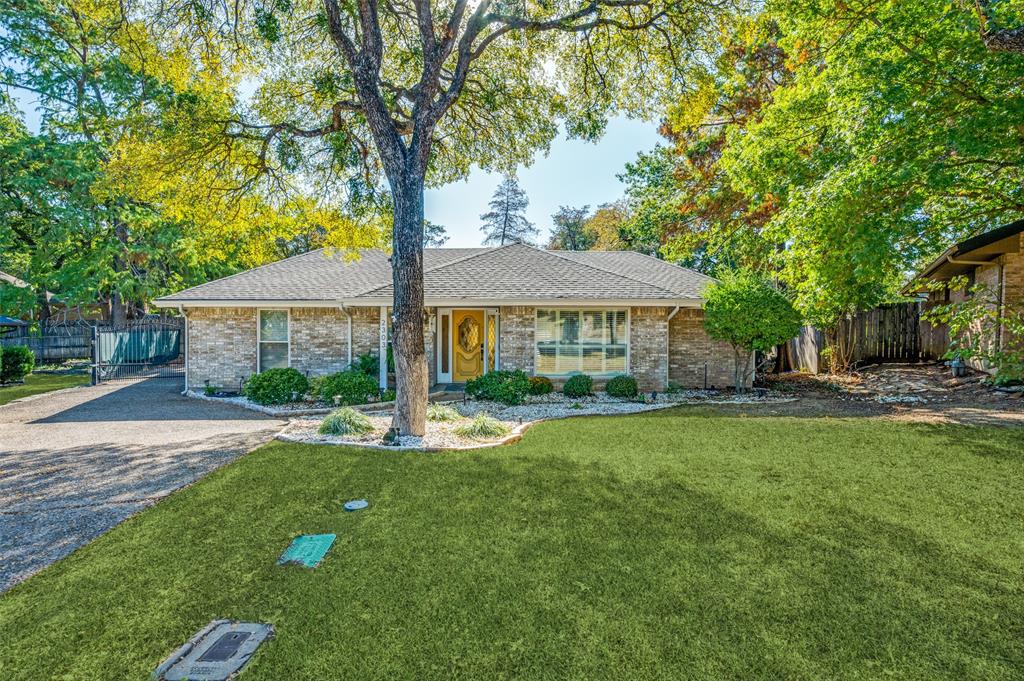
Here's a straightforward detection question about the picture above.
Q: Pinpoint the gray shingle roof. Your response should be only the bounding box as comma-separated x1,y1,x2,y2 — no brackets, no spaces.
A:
154,243,712,305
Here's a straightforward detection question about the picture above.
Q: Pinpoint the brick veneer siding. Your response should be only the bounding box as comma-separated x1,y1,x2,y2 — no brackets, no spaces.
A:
499,306,535,373
350,307,380,359
628,307,669,391
668,308,738,389
290,308,348,376
186,307,257,390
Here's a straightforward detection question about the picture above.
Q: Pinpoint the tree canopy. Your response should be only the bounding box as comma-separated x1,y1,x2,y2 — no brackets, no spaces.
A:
616,1,1024,330
547,205,594,250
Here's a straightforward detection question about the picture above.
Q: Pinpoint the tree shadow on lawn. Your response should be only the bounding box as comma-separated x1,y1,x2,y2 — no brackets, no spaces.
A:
0,440,1020,680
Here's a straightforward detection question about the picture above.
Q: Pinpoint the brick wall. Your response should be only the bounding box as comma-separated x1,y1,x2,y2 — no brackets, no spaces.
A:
290,308,348,376
668,308,739,389
350,307,381,359
499,306,535,373
628,307,669,390
186,307,257,390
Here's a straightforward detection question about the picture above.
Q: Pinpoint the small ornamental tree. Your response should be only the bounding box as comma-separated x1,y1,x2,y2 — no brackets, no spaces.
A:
703,270,802,393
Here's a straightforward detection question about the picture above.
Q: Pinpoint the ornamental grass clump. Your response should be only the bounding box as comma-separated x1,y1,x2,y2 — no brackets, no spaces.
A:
454,412,510,440
427,403,461,421
319,407,375,436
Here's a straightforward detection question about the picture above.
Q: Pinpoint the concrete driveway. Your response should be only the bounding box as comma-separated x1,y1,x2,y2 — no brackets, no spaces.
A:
0,378,284,592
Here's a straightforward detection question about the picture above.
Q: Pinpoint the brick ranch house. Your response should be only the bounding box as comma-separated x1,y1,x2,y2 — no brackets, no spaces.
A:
154,243,739,393
906,218,1024,371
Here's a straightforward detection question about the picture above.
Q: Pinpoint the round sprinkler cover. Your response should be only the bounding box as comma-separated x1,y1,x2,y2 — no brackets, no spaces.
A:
344,499,369,512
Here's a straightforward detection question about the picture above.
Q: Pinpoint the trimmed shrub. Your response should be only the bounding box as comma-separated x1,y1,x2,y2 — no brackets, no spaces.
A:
319,407,375,436
244,368,308,405
454,412,510,440
465,369,530,405
318,369,379,405
380,388,396,402
562,374,593,398
605,374,639,398
528,376,554,396
0,345,35,384
350,352,378,377
427,403,460,421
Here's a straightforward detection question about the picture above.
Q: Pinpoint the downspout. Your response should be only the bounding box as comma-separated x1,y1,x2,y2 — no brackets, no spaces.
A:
338,304,353,367
666,306,680,390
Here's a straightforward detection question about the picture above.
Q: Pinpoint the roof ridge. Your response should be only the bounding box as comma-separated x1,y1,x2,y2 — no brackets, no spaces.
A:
539,246,682,297
353,245,505,297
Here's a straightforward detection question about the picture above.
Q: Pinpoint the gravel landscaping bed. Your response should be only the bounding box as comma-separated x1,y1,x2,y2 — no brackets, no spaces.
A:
278,390,796,449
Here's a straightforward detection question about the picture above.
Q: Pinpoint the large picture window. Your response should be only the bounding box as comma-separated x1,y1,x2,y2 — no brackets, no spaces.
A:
535,309,627,376
258,309,289,371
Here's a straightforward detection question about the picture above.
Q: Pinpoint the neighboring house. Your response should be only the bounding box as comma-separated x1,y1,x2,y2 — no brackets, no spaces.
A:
153,243,739,393
905,218,1024,370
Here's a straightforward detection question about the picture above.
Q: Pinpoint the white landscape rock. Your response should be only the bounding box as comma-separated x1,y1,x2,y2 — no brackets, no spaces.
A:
275,391,796,450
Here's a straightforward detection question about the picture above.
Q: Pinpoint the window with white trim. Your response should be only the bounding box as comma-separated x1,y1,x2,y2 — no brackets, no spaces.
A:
258,310,289,371
535,309,627,375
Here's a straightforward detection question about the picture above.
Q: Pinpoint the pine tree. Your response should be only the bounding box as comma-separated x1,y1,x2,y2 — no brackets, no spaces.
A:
479,176,537,246
423,220,449,247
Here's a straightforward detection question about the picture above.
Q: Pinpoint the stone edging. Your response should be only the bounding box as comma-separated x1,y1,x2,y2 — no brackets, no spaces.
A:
273,397,799,452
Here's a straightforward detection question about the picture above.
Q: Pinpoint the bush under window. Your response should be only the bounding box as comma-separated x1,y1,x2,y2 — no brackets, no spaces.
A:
465,369,530,405
562,374,593,398
244,367,308,405
528,376,554,395
318,369,379,405
605,374,639,398
0,345,35,384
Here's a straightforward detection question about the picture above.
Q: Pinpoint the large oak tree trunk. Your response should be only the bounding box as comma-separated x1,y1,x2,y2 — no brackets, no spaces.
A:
389,171,429,437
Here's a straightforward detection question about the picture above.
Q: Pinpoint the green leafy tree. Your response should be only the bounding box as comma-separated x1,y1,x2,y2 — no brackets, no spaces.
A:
480,177,537,246
703,269,802,393
143,0,730,434
547,205,594,251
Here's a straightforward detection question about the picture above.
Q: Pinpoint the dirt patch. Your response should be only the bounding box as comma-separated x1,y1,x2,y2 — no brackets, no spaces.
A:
758,363,1024,427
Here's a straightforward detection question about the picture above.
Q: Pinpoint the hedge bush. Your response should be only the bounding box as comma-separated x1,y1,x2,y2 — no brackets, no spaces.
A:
244,368,308,405
465,369,531,405
0,345,35,384
319,407,375,436
605,374,639,398
318,369,379,405
562,374,593,398
528,376,554,395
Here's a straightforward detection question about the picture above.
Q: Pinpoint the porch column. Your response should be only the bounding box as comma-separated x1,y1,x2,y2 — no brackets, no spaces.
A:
378,306,388,390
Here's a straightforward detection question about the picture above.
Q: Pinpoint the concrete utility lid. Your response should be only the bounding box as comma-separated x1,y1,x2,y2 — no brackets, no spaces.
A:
277,533,336,568
154,620,274,681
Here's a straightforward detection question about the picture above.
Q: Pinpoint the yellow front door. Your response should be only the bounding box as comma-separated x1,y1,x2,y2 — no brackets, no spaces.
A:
452,309,484,382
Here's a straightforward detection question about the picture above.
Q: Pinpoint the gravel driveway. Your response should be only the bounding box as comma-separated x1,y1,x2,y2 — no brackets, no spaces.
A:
0,378,283,592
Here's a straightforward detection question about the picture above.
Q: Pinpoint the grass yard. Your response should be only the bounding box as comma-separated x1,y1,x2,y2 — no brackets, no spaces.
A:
1,409,1022,679
0,371,89,405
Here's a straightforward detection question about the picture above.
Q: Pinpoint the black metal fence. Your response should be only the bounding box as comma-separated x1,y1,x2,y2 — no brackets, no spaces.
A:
92,317,185,383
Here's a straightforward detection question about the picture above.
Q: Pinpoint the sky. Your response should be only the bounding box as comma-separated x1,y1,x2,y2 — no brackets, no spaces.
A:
426,117,663,248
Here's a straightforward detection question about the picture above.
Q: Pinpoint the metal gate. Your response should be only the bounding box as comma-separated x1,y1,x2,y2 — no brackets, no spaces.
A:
92,317,185,383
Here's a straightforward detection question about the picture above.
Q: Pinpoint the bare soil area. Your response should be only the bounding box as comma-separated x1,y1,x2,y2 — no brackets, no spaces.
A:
755,363,1024,427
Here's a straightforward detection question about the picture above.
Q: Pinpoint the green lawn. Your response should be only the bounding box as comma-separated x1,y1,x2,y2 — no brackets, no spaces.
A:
1,410,1022,680
0,371,89,405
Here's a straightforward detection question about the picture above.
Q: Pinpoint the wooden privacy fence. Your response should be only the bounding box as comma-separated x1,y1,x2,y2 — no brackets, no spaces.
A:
0,327,92,362
784,301,949,373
